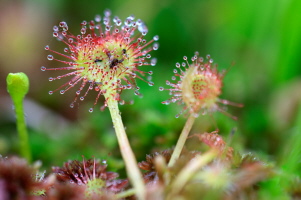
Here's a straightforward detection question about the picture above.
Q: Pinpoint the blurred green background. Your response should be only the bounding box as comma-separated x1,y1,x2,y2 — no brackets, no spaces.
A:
0,0,301,174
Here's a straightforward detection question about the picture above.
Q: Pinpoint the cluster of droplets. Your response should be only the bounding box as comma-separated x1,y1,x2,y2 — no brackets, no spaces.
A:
160,52,235,118
41,10,159,112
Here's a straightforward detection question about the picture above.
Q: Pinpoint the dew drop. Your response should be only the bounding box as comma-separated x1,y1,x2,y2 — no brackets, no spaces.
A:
175,114,180,118
53,26,59,32
176,62,180,68
136,19,142,25
209,58,214,63
63,26,68,31
153,35,159,41
81,28,86,34
173,69,177,73
105,25,111,31
59,21,66,27
153,43,159,50
148,81,154,86
41,66,46,71
70,103,74,108
64,48,69,52
125,18,132,26
183,56,187,60
47,55,54,60
95,15,101,22
148,71,153,75
89,108,93,113
206,54,210,59
48,77,53,81
124,26,130,32
104,9,111,17
68,38,74,43
48,91,53,95
102,160,107,164
53,32,58,37
162,100,170,105
80,97,84,101
60,90,65,94
138,21,148,33
159,87,164,91
151,58,157,66
44,45,49,50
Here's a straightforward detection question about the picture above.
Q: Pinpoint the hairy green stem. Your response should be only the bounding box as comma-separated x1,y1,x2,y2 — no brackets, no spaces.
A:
106,98,145,200
168,114,196,167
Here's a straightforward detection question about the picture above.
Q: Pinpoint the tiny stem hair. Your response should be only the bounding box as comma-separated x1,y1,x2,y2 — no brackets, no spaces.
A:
105,95,145,200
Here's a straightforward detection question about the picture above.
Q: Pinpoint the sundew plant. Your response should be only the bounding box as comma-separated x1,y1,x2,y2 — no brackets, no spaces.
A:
3,4,301,200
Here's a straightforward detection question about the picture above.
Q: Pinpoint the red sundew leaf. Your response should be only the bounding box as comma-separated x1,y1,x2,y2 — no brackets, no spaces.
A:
42,10,159,112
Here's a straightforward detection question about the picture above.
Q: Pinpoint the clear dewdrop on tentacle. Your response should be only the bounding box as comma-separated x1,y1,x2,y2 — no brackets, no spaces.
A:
41,9,159,112
160,52,242,119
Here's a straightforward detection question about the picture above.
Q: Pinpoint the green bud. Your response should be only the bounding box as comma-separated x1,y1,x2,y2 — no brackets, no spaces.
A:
6,72,29,101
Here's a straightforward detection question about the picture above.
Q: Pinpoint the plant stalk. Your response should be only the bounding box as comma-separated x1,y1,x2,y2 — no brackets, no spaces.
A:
116,188,136,199
167,150,216,199
168,113,196,167
106,98,145,200
6,72,31,163
14,98,32,162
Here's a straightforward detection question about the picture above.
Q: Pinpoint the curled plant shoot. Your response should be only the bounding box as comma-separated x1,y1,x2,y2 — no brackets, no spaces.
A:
160,52,242,167
6,72,32,162
42,10,159,200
